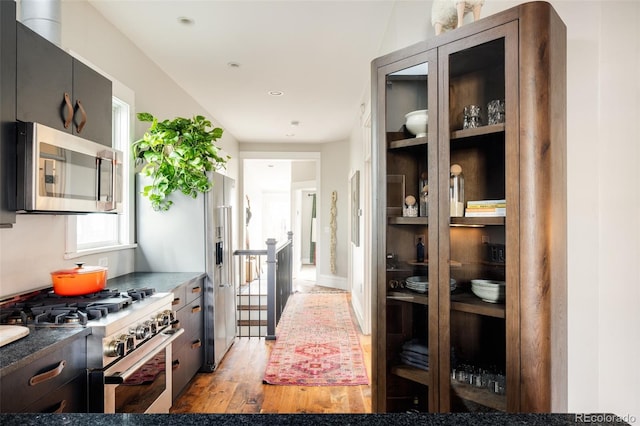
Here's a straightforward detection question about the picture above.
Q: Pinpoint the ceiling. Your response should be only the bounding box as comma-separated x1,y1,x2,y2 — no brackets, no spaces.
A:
88,0,398,144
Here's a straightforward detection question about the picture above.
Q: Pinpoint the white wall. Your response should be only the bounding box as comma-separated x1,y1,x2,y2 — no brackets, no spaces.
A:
319,140,350,288
0,1,239,298
363,0,640,420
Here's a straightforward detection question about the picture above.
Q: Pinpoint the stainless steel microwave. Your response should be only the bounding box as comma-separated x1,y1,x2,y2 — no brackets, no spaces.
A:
16,122,123,214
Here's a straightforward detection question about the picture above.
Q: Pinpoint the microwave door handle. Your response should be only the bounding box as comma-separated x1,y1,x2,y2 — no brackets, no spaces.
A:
95,157,101,205
108,155,117,211
97,150,118,211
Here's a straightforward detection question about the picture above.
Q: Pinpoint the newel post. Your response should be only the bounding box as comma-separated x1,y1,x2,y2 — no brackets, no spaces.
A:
265,237,277,340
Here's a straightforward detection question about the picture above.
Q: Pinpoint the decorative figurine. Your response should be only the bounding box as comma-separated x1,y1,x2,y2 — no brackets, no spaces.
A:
432,0,484,35
403,195,418,217
330,190,338,274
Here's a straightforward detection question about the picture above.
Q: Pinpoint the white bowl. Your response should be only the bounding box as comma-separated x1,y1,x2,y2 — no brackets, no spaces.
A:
471,280,505,303
405,109,428,137
471,279,505,287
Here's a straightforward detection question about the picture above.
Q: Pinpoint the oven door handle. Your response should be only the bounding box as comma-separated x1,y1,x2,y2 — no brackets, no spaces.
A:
104,328,184,385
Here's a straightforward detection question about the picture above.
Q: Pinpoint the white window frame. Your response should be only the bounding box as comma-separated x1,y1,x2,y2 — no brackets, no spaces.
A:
65,84,136,258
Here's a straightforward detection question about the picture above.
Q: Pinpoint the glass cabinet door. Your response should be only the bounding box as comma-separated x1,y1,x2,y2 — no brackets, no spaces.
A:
437,22,518,413
375,48,438,412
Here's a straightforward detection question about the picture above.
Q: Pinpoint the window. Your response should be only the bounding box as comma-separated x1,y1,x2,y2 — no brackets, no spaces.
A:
65,95,133,256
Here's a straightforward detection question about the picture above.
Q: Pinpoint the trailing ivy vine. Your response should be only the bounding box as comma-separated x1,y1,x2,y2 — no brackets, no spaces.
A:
132,112,229,211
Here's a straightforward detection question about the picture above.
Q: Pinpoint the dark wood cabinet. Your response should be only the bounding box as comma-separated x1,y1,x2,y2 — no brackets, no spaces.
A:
16,22,112,146
171,277,204,402
0,0,16,227
0,334,88,413
372,2,566,413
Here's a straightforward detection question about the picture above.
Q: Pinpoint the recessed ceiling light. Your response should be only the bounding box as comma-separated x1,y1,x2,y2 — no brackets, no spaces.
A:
268,90,284,96
227,62,240,68
286,133,295,137
290,120,299,126
178,16,194,25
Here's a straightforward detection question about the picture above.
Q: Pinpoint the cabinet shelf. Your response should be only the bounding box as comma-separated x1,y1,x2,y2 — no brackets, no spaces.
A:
450,217,505,226
451,123,505,141
387,290,429,306
450,293,505,318
391,364,430,386
389,136,429,149
388,216,428,225
451,382,506,412
388,216,506,227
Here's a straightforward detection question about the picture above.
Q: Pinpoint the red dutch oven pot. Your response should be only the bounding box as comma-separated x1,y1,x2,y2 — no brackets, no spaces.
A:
51,262,108,296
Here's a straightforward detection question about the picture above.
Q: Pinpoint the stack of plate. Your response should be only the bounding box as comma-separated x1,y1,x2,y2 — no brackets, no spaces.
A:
471,279,506,303
405,277,457,294
406,276,428,293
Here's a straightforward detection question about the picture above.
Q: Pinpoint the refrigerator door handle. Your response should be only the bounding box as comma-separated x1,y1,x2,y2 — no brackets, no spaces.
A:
215,241,223,266
222,205,233,288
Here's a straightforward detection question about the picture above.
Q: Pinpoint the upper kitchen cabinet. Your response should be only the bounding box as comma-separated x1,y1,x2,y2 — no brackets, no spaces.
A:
0,0,17,227
372,2,566,414
16,22,112,146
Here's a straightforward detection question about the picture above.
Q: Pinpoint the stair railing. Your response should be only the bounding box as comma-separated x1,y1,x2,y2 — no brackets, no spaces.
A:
233,231,293,339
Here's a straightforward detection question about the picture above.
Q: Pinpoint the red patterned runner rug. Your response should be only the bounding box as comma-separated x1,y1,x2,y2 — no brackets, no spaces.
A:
263,292,369,386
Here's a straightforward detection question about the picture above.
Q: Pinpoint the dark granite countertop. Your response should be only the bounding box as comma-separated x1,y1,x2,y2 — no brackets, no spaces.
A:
0,413,632,425
0,272,205,378
0,327,90,377
104,272,205,294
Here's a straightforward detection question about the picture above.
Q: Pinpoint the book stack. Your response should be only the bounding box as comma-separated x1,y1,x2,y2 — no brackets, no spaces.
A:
465,199,506,217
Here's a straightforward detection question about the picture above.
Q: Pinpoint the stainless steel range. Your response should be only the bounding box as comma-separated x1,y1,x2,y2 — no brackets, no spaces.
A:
0,287,184,413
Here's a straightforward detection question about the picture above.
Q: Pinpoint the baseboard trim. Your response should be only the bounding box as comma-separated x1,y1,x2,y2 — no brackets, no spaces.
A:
317,274,348,290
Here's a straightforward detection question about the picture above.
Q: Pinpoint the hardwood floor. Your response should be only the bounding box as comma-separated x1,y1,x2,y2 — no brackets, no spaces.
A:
170,269,372,414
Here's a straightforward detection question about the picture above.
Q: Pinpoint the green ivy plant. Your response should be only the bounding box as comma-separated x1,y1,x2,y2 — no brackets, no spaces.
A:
132,112,229,211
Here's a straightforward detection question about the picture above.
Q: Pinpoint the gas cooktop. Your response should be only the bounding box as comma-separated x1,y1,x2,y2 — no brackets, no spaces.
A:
0,287,158,327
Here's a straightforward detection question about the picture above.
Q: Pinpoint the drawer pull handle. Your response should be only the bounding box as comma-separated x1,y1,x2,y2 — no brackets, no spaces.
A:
191,339,202,349
29,360,66,386
172,359,180,370
191,286,201,294
63,93,73,129
52,400,67,414
172,298,181,306
75,99,87,133
191,305,202,314
172,320,181,329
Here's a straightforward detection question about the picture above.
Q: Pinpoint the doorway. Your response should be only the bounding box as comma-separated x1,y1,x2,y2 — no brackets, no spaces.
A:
241,155,320,288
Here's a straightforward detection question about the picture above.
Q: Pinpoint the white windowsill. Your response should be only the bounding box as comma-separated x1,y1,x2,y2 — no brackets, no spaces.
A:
64,243,137,260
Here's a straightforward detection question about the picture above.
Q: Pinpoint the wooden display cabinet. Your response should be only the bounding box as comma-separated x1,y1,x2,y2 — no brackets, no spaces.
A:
372,2,567,413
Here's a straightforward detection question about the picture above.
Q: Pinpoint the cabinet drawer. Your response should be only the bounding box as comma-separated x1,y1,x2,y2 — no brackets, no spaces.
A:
172,285,186,311
171,341,204,401
0,336,86,413
22,374,87,413
185,278,204,305
174,298,203,350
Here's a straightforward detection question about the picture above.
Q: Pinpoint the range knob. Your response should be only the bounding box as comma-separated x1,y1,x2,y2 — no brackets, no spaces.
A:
155,312,169,327
144,319,158,335
105,338,125,358
132,323,151,340
163,310,175,322
155,310,175,327
122,334,135,353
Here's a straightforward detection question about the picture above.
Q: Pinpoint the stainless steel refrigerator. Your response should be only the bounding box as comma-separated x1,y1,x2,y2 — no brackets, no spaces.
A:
135,171,237,371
